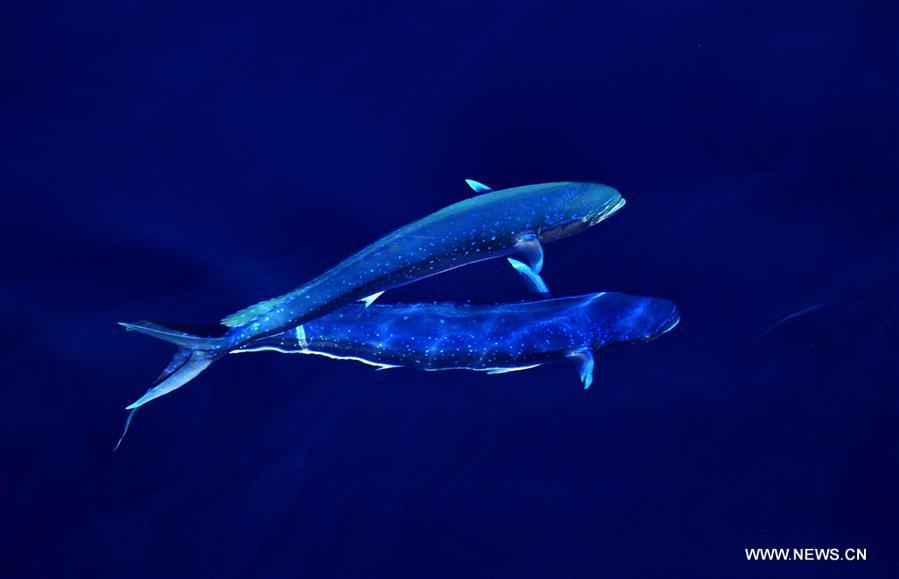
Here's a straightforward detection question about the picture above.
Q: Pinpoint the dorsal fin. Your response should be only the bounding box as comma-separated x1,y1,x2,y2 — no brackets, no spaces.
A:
220,295,286,328
465,179,492,193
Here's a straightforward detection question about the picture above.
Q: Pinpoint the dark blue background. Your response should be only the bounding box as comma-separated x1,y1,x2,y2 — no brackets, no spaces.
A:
2,1,896,577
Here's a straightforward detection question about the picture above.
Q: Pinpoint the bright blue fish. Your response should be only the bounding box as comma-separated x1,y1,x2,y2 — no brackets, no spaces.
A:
121,181,625,409
233,292,680,389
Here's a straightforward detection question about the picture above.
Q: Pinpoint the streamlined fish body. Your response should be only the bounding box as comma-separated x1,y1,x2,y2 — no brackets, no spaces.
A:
123,181,625,409
234,292,680,387
221,182,624,343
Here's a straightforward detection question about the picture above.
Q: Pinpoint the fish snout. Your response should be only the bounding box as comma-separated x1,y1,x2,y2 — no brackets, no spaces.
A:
586,188,626,226
656,303,680,335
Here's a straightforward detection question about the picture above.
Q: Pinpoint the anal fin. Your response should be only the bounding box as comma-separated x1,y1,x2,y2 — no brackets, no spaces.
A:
487,364,540,375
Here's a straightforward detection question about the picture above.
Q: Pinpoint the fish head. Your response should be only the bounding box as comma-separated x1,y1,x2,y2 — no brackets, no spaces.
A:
584,292,679,349
536,182,626,242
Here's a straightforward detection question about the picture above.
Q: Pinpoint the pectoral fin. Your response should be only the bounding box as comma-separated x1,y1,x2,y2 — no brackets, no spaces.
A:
515,233,544,273
359,291,385,307
507,258,550,296
567,349,595,389
465,179,492,193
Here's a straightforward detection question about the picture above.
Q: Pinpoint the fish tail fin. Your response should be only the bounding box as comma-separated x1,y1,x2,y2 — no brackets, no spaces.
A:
119,321,228,410
113,407,138,452
118,321,226,350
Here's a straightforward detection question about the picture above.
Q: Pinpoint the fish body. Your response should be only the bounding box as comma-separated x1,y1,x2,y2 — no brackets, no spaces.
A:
222,182,624,344
123,181,624,409
234,292,680,378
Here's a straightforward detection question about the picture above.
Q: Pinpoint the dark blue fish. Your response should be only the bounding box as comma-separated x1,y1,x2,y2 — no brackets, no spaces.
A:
121,181,625,409
233,292,680,389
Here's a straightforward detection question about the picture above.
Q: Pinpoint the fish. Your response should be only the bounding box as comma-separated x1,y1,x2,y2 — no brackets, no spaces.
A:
231,292,680,389
115,291,676,450
121,180,625,410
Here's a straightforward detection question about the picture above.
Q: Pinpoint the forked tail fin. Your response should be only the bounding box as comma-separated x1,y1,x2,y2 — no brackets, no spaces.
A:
115,321,229,451
119,321,228,410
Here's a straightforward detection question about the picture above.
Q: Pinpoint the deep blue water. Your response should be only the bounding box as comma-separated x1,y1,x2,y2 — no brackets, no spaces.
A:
2,1,897,577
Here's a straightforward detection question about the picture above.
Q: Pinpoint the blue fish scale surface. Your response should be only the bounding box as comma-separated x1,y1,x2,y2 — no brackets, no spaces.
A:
248,292,677,372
